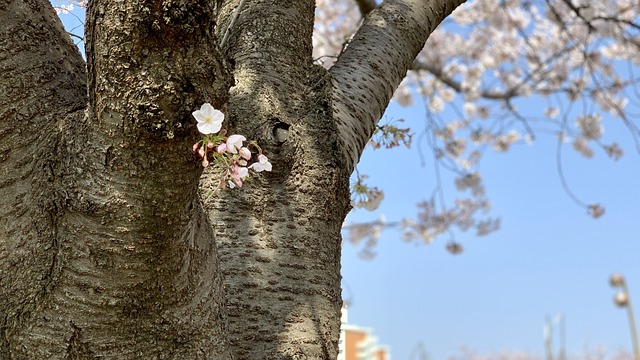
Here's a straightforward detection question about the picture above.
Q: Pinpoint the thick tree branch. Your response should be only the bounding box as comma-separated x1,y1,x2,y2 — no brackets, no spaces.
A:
330,0,467,171
216,0,315,92
84,0,231,269
355,0,378,15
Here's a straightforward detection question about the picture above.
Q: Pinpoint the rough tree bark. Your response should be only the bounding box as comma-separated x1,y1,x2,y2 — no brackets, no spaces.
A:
0,0,464,358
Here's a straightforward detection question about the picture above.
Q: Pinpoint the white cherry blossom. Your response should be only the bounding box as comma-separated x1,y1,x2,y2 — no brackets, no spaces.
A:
248,154,273,172
192,103,224,135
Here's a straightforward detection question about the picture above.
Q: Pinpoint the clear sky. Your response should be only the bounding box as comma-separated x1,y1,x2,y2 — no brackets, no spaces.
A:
342,99,640,359
54,4,640,360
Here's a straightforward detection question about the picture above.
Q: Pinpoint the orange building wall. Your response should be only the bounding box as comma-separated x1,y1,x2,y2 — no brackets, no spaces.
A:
344,330,367,360
376,348,389,360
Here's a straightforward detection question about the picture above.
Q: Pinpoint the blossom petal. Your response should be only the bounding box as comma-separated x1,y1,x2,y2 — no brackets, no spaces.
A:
226,135,246,154
249,154,272,172
239,147,252,160
237,166,249,179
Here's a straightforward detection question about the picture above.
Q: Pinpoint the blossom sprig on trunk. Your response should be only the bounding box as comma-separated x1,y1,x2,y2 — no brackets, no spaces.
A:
192,103,272,188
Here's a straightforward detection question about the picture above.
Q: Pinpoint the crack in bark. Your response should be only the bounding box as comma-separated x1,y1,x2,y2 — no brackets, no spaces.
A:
64,323,94,360
42,210,61,295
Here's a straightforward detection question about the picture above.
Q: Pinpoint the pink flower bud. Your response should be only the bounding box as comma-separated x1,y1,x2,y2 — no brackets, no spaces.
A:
192,143,199,152
198,147,205,158
217,143,227,154
207,142,214,149
239,147,251,160
202,158,210,168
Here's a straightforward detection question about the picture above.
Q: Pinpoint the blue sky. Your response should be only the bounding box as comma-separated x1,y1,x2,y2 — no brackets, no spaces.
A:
53,4,640,359
343,100,640,359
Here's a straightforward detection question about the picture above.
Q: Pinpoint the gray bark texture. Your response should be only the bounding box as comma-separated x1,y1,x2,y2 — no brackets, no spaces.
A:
0,0,464,358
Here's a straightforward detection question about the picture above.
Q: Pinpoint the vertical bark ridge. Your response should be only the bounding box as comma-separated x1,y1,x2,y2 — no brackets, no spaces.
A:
330,0,466,172
14,194,230,358
0,0,86,356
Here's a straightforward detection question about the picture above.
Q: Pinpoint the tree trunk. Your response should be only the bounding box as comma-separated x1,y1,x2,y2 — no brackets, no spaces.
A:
207,2,352,358
3,0,234,358
0,0,464,358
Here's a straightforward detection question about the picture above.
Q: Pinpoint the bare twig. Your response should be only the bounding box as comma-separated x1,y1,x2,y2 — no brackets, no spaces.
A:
220,0,247,49
67,31,84,42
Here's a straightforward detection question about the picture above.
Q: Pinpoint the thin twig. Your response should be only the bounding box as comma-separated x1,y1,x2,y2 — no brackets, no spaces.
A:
67,31,84,42
220,0,248,49
555,130,587,208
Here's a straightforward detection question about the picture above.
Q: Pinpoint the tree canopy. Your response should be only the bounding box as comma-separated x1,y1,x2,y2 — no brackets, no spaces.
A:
312,0,640,254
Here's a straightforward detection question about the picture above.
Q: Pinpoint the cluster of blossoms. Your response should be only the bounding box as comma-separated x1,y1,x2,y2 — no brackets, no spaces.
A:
350,173,384,211
52,0,87,15
318,0,638,251
369,119,413,150
192,103,272,188
345,215,386,259
314,0,638,164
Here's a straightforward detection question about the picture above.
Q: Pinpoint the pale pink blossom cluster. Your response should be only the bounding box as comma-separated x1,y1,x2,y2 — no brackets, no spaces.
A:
492,130,521,153
570,114,606,159
351,173,384,212
454,172,484,196
51,0,87,15
344,216,386,259
313,0,639,162
344,168,499,252
312,0,361,68
192,103,272,189
314,0,639,250
407,0,638,162
368,119,413,150
576,114,604,140
400,197,499,244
